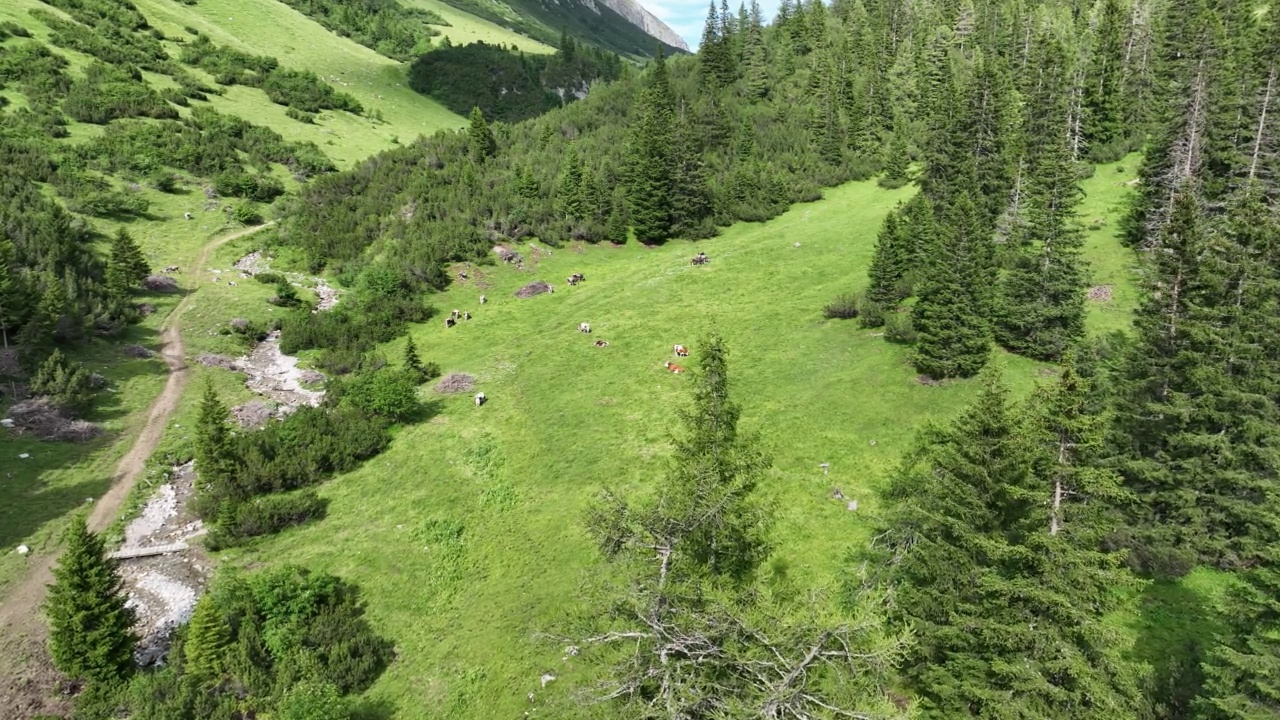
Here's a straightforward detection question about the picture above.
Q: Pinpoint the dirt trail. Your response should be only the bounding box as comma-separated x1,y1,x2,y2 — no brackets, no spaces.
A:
0,222,274,719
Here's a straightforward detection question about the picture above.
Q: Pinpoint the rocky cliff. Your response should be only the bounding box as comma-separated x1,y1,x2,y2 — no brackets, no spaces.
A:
592,0,689,51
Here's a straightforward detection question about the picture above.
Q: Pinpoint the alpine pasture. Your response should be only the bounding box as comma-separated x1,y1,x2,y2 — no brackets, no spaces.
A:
209,159,1141,716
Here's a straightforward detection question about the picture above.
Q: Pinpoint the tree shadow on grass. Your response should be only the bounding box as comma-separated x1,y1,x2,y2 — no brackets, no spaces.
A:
349,696,397,720
1130,578,1221,719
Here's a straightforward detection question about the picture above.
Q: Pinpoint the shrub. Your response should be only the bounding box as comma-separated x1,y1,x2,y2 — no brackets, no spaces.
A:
342,367,420,420
285,107,316,124
233,201,263,225
883,311,917,344
822,294,859,320
270,281,302,307
206,490,328,549
253,271,287,285
149,171,178,192
856,292,887,328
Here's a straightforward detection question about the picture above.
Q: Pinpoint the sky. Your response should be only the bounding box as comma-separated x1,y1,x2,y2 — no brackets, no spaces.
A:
638,0,778,50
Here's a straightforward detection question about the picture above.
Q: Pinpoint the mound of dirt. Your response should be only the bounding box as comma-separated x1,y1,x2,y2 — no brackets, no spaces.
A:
231,401,275,428
434,373,476,394
196,354,239,371
123,344,152,359
1087,285,1114,302
515,281,553,299
143,275,180,293
7,397,102,442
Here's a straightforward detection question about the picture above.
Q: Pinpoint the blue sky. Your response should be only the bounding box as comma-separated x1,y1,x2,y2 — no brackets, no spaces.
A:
638,0,777,50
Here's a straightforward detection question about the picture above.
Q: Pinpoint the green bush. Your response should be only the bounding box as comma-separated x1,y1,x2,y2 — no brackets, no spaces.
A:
342,367,420,420
233,201,263,225
883,311,917,344
822,293,859,319
285,107,316,124
253,271,287,285
855,292,887,328
207,490,328,549
270,281,302,307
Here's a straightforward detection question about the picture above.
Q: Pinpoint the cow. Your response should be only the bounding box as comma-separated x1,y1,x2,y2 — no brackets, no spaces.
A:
445,316,457,328
227,281,237,287
673,344,689,357
664,362,685,373
569,272,585,283
593,340,609,347
459,271,468,280
463,311,471,321
691,251,709,266
451,309,460,319
567,276,578,286
578,322,591,334
479,295,487,305
164,265,180,273
474,392,486,406
183,212,192,220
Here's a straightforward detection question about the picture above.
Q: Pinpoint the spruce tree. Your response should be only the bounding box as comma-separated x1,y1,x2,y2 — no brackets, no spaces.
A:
31,348,95,414
106,228,148,297
0,238,23,352
1198,542,1280,720
741,1,769,99
403,335,424,380
604,195,628,244
911,194,991,379
556,145,586,221
626,50,675,244
995,118,1088,360
880,367,1145,718
513,166,539,200
44,514,137,683
866,208,913,305
879,126,911,187
1111,189,1280,573
698,1,733,89
1083,0,1128,157
183,595,231,683
192,382,241,519
467,106,496,160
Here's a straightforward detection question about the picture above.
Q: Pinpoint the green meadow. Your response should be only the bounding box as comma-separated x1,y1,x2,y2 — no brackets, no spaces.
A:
205,157,1152,717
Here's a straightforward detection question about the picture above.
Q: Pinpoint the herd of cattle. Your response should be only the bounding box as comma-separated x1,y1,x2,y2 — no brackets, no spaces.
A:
462,250,713,407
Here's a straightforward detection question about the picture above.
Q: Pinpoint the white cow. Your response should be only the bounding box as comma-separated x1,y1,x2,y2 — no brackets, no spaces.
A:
578,322,591,334
474,392,486,406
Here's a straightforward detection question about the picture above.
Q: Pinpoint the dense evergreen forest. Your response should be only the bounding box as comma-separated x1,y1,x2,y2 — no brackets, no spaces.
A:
9,0,1280,715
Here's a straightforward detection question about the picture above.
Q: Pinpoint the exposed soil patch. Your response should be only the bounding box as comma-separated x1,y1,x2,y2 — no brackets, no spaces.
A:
196,353,241,371
435,373,476,394
5,397,102,442
515,280,553,299
1087,285,1114,302
231,400,278,428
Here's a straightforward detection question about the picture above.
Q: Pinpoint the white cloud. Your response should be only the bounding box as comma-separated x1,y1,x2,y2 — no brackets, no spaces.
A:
636,0,780,49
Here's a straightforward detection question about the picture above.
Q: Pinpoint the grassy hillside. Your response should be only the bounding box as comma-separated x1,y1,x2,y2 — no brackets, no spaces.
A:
207,158,1142,717
0,0,547,601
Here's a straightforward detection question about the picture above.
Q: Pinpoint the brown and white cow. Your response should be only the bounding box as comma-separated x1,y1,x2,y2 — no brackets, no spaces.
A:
664,362,685,374
673,344,689,357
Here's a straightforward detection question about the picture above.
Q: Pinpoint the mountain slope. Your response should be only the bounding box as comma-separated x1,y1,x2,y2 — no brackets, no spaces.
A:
432,0,687,56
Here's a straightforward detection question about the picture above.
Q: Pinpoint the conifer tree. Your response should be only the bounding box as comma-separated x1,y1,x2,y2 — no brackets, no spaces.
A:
106,228,148,298
1083,0,1128,157
513,165,539,200
183,595,231,682
698,1,733,88
0,239,19,350
192,382,241,518
1198,542,1280,720
995,118,1088,360
911,194,991,379
669,123,714,238
1111,189,1280,573
866,208,913,304
582,335,908,716
626,50,675,244
741,0,769,99
604,195,628,244
556,145,586,221
31,348,95,414
879,126,911,188
403,335,424,380
880,367,1145,718
467,106,496,160
44,514,137,683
